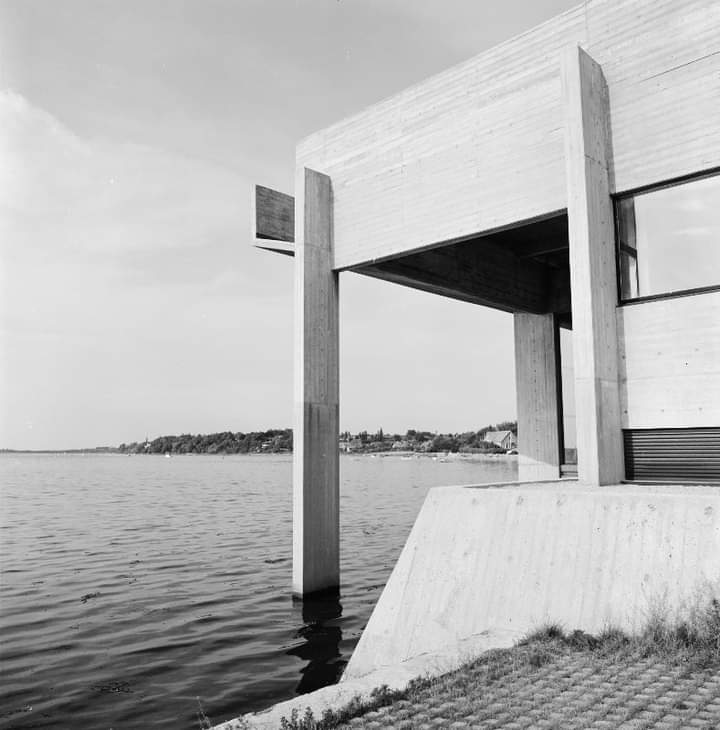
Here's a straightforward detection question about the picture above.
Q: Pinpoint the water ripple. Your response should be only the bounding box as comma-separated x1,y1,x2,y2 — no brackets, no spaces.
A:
0,452,516,729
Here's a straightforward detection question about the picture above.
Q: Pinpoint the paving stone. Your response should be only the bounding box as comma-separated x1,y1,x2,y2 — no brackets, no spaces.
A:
362,711,381,721
659,713,684,723
687,719,712,727
336,650,720,730
696,708,720,719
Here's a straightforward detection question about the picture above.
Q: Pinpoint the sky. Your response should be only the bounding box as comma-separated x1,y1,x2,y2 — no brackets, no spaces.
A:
0,0,579,450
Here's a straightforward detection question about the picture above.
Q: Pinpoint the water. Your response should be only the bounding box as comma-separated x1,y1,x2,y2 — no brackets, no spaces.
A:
0,452,516,729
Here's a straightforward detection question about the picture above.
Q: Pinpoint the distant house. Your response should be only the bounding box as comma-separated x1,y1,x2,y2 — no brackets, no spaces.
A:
484,430,517,450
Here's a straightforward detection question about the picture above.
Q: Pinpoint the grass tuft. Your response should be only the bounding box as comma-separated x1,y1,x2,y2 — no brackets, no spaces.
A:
634,591,720,666
195,697,213,730
527,646,554,668
566,629,599,651
519,622,565,645
278,685,406,729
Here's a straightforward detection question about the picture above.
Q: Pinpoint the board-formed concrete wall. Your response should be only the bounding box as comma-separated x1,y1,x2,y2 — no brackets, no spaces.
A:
296,0,720,270
617,291,720,429
344,481,720,680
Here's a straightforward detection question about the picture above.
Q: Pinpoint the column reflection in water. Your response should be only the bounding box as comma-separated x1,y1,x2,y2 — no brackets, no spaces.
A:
287,590,346,694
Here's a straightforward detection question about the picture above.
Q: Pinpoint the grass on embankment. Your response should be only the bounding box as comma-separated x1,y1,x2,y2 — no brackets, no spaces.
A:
275,595,720,730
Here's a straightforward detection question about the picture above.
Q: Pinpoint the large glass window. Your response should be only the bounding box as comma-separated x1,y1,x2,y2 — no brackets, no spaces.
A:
616,172,720,301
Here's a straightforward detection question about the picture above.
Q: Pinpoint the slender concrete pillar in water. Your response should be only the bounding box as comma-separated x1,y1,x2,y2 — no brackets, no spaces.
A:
514,312,562,481
292,168,340,596
562,46,624,486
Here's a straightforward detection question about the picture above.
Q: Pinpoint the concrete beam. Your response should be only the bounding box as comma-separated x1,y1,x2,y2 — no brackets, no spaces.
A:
293,168,340,596
514,313,562,481
562,46,624,485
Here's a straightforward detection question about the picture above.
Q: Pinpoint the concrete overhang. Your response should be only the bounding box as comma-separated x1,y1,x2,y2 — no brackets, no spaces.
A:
252,180,571,319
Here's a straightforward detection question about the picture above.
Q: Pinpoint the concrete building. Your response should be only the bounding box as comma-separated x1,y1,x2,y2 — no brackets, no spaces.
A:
206,3,720,726
252,0,720,602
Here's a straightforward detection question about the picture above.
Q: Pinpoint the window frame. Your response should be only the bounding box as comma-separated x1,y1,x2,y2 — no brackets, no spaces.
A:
613,167,720,305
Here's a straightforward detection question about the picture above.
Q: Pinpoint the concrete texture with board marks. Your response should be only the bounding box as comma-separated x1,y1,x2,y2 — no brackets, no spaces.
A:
345,481,720,681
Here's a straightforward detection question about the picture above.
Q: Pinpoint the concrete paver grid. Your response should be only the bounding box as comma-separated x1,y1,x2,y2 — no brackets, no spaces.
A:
337,650,720,729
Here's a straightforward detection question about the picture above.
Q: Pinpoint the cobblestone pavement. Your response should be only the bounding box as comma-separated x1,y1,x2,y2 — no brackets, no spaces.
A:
338,648,720,729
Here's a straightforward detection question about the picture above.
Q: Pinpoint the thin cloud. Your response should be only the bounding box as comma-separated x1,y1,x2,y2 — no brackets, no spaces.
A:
0,89,248,256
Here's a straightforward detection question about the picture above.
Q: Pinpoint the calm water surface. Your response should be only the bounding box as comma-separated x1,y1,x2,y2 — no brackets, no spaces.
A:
0,453,516,729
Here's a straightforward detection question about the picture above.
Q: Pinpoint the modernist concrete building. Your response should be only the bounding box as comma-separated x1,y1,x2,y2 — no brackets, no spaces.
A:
253,0,720,598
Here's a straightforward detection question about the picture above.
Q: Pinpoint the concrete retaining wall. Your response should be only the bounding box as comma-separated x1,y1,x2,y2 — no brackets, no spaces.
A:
344,481,720,680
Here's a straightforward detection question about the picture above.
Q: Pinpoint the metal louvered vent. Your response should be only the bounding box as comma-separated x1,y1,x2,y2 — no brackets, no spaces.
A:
623,428,720,483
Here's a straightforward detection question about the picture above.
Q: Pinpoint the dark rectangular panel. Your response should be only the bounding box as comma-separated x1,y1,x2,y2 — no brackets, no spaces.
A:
254,185,295,242
624,428,720,483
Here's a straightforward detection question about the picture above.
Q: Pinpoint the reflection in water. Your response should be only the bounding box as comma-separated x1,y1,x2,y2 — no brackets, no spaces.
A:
287,590,346,694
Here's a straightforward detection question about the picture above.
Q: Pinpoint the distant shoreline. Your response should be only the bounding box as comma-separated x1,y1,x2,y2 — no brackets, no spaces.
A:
1,449,518,458
0,448,119,455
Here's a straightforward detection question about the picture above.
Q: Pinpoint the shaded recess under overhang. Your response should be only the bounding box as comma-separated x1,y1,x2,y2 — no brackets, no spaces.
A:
252,184,571,323
355,214,571,321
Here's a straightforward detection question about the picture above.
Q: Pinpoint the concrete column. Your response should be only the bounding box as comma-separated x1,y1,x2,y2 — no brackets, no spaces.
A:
514,312,562,481
293,167,339,596
562,46,624,486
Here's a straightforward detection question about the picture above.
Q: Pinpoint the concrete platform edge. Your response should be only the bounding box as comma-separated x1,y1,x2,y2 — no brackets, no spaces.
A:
211,628,519,729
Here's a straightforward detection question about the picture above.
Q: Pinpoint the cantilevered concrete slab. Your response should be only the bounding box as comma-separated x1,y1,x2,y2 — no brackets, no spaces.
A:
295,0,719,271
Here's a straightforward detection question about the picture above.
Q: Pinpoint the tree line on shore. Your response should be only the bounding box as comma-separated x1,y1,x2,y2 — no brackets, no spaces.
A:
118,429,293,454
341,422,517,454
118,421,517,455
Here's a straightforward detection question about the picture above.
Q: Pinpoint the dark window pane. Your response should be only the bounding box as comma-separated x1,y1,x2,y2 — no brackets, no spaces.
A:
616,173,720,300
559,327,576,465
616,196,638,299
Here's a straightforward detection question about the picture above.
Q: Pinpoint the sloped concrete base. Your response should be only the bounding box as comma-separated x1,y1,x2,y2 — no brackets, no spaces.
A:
214,480,719,729
345,480,720,680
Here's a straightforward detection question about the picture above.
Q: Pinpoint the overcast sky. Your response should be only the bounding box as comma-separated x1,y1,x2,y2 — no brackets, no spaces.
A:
0,0,578,450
